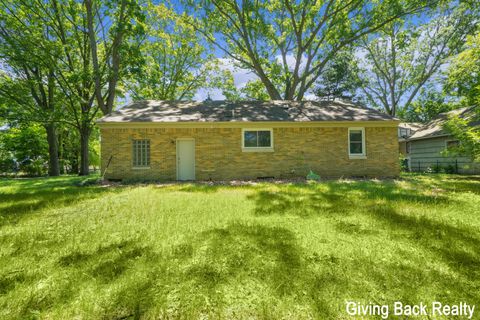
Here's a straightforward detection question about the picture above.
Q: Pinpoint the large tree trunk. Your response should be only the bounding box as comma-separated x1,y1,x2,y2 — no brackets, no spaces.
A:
79,127,91,176
45,123,60,176
71,152,79,174
57,130,65,174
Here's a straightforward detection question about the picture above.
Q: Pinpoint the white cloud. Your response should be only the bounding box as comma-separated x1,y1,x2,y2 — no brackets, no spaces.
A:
216,58,258,88
193,58,258,101
275,54,307,73
303,93,317,101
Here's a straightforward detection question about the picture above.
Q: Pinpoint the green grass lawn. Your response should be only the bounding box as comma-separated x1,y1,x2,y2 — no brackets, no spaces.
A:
0,174,479,319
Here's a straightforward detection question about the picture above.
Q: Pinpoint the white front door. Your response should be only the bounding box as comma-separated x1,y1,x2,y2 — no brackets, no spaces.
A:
176,139,195,180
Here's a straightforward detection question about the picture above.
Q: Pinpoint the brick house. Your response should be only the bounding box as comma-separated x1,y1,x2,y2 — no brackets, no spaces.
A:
98,100,400,181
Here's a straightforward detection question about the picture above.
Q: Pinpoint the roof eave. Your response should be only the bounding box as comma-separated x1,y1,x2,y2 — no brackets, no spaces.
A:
97,119,400,129
407,133,451,141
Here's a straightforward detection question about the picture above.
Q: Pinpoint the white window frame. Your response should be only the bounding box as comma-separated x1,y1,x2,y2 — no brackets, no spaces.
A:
348,127,366,159
132,139,151,169
241,128,274,152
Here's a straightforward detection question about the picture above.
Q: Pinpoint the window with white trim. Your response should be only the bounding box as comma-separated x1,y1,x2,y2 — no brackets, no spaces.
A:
348,128,365,157
132,139,150,167
243,129,273,149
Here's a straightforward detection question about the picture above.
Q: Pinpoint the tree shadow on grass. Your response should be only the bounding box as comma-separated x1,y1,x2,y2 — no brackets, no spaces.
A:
57,179,475,319
334,220,380,236
58,240,151,283
248,181,451,217
449,176,480,182
249,181,480,284
346,256,479,306
2,240,155,319
96,223,340,319
367,204,480,281
436,179,480,194
157,222,478,318
9,221,479,319
0,271,29,296
403,174,480,194
184,224,303,296
0,176,122,227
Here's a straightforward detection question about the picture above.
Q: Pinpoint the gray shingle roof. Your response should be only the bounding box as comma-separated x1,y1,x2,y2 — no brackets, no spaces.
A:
98,100,398,123
398,122,423,142
399,122,423,131
408,107,479,140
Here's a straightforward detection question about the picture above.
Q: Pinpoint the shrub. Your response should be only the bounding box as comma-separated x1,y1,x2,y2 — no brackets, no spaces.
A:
0,157,15,174
0,149,16,174
444,164,457,174
21,157,48,176
400,157,409,172
432,164,443,173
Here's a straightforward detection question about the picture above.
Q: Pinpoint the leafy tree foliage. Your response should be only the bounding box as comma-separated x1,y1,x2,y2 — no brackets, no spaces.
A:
447,32,480,106
240,80,270,101
0,0,144,176
443,112,480,162
0,3,63,176
129,3,212,100
186,0,442,101
357,5,476,116
0,124,49,175
85,0,146,115
313,51,361,101
397,87,456,122
444,32,480,161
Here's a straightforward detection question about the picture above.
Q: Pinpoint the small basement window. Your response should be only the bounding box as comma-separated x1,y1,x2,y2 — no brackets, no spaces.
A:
348,127,366,158
132,139,150,168
242,129,273,151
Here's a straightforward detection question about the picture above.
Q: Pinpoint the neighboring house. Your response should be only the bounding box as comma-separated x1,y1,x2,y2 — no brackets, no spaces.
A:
398,122,422,156
403,107,479,174
97,100,400,181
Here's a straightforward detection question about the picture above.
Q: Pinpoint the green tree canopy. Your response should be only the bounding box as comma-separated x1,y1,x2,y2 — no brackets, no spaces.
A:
444,31,480,162
397,87,456,123
0,0,66,175
129,2,213,100
447,32,480,106
357,4,476,116
0,0,145,176
185,0,443,101
313,50,361,101
0,123,49,175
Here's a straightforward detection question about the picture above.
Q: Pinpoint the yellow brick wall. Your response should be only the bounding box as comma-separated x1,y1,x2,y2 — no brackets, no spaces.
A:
100,126,400,180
